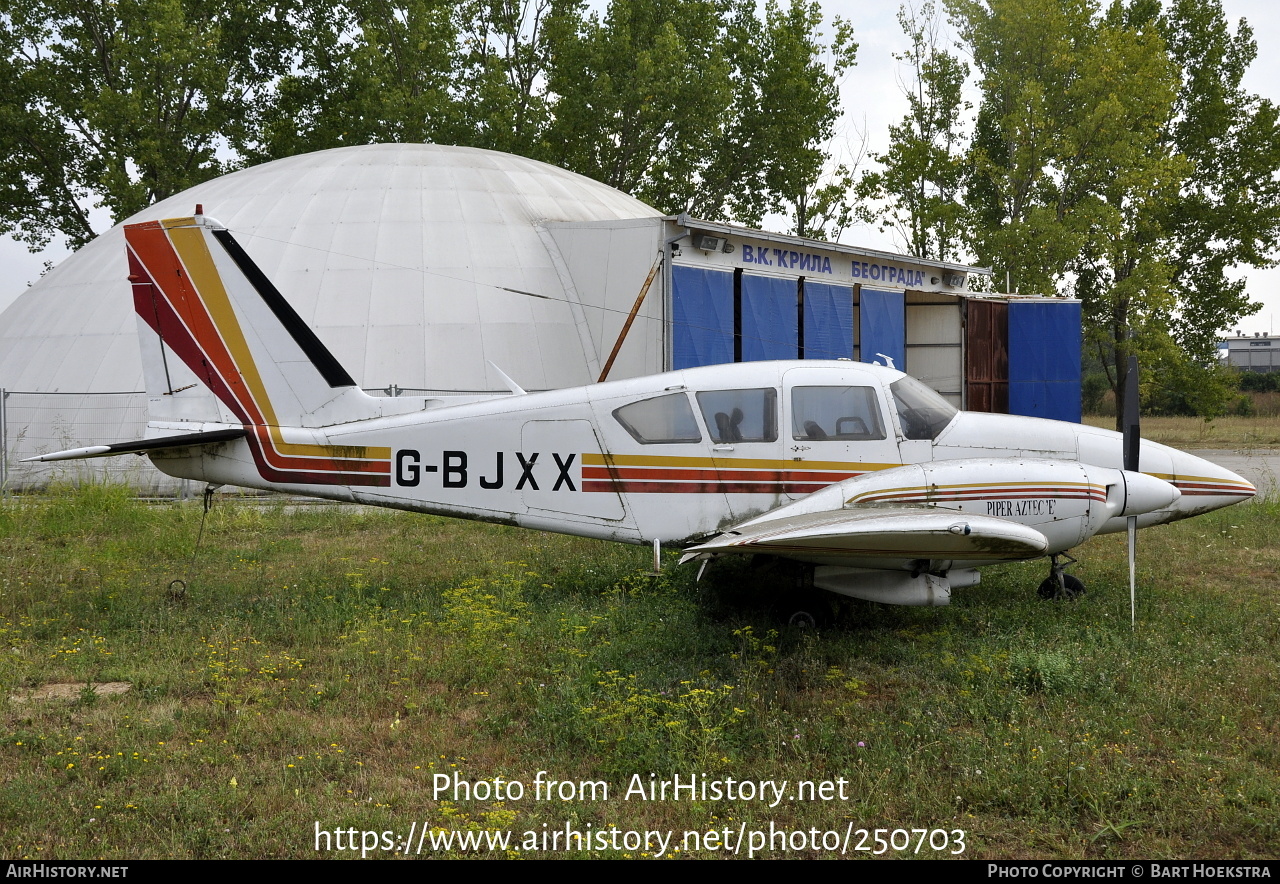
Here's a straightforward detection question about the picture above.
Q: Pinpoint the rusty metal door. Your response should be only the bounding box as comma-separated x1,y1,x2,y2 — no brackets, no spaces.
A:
964,299,1008,413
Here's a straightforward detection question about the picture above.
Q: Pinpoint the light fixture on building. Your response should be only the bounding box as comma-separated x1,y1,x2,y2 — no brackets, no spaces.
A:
692,233,728,252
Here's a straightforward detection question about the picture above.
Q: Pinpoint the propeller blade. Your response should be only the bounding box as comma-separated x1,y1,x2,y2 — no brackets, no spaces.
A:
1123,355,1140,473
1123,356,1140,628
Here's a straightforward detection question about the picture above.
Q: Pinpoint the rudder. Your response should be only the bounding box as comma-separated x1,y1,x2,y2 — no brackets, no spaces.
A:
125,212,392,487
125,212,379,429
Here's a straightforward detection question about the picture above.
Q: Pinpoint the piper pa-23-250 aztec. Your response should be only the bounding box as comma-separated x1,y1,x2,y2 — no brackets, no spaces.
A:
29,211,1256,610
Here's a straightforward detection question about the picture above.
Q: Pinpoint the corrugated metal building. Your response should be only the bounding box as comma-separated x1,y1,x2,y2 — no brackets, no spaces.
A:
649,217,1081,422
1223,334,1280,372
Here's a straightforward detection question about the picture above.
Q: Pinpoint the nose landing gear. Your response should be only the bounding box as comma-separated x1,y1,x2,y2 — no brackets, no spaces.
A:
1038,552,1085,600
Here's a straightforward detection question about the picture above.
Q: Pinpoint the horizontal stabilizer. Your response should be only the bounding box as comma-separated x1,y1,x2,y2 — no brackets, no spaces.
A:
23,428,247,463
683,505,1048,563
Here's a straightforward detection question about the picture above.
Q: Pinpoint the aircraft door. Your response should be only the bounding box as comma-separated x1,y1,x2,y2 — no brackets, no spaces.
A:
783,368,904,488
520,420,626,522
692,386,792,518
592,389,735,541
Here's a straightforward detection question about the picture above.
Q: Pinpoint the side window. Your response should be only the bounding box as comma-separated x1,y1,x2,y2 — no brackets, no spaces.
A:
695,389,778,443
613,393,702,444
791,386,886,441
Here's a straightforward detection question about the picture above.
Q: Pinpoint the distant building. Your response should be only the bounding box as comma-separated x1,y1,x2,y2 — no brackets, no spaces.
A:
1222,333,1280,373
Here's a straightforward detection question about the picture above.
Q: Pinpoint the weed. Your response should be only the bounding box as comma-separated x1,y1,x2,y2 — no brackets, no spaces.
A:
0,486,1277,858
1007,651,1082,695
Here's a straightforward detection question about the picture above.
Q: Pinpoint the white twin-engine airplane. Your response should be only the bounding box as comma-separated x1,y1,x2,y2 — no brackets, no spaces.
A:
29,212,1256,609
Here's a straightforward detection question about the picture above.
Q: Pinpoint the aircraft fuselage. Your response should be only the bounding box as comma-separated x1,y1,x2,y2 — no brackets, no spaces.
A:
147,360,1254,552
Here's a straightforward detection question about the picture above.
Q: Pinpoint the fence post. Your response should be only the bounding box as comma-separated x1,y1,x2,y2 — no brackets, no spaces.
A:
0,388,8,493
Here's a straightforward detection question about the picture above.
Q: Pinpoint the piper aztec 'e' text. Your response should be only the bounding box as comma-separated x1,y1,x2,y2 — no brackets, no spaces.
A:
28,212,1256,611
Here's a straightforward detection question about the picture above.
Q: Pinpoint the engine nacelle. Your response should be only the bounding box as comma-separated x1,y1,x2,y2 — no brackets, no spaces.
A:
814,567,952,606
765,458,1179,556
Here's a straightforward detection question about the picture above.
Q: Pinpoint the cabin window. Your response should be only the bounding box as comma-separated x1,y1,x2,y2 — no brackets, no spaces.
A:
890,375,958,440
613,393,703,444
695,388,778,443
791,386,886,441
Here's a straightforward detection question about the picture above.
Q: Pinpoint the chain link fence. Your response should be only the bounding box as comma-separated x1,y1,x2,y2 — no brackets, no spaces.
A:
1,390,190,494
0,386,496,494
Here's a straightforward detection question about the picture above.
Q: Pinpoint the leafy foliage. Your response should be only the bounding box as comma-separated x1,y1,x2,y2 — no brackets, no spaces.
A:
1237,371,1280,394
856,2,968,262
939,0,1280,423
1157,0,1280,361
1,0,856,246
0,0,298,249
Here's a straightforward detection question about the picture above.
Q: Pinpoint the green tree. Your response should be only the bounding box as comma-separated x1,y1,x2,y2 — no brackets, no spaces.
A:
1157,0,1280,364
540,0,733,211
544,0,855,227
246,0,572,161
1065,2,1191,426
956,0,1183,299
0,0,297,249
954,0,1194,425
1076,0,1280,422
249,0,856,227
453,0,566,156
792,160,857,241
947,0,1280,423
245,0,467,159
856,2,968,262
2,0,855,249
699,0,857,232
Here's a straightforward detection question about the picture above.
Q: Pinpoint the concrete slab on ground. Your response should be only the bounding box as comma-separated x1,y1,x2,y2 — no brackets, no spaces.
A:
1186,449,1279,499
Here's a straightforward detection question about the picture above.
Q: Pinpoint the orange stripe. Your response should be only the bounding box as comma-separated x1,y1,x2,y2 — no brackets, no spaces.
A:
128,220,390,479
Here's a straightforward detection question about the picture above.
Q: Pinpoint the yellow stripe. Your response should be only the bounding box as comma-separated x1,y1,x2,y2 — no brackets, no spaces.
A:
581,452,897,471
846,481,1102,505
166,223,390,461
168,225,279,425
1148,471,1252,488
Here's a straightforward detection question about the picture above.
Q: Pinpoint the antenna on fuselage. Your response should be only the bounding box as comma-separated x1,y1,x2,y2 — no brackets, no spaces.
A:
488,361,526,396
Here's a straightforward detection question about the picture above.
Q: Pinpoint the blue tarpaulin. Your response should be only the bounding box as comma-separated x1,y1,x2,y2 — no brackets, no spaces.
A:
741,274,798,361
672,265,734,369
1008,300,1082,422
859,288,905,369
802,282,854,360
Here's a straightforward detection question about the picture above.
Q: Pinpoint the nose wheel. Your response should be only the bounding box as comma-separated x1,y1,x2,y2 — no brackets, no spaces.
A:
1038,553,1085,600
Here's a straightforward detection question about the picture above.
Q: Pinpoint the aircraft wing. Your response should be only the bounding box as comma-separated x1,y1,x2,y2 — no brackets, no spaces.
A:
21,428,248,462
681,505,1048,564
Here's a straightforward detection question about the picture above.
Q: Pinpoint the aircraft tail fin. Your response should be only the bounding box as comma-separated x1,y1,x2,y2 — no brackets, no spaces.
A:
125,212,379,429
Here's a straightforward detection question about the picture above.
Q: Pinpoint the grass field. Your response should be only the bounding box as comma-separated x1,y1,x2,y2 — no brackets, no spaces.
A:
1,484,1277,860
1082,413,1280,448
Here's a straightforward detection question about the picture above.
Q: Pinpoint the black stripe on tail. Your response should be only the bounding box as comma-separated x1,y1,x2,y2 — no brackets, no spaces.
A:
210,228,357,389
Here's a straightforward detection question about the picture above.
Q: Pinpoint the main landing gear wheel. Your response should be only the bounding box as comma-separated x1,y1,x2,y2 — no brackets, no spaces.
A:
787,610,819,629
781,583,835,629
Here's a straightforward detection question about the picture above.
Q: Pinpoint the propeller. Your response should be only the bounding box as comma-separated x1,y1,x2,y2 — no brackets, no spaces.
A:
1123,355,1140,629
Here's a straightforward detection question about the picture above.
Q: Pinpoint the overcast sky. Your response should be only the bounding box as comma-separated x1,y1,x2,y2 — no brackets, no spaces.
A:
2,1,1278,333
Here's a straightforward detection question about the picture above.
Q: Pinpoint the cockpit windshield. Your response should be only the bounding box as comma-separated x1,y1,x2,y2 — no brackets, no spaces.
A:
890,376,957,440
